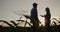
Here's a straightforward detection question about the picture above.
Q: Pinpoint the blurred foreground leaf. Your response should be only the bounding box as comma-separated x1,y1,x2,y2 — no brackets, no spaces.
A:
23,15,31,19
0,20,14,27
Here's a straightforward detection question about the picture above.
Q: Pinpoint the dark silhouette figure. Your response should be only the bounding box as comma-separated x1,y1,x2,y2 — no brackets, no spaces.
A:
31,3,38,20
31,3,40,32
31,3,39,26
41,7,51,27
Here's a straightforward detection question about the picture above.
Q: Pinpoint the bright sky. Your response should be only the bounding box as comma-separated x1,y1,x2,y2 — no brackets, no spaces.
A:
0,0,60,27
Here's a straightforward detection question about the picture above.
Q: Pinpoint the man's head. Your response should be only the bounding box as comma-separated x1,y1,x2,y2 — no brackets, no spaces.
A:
33,3,38,7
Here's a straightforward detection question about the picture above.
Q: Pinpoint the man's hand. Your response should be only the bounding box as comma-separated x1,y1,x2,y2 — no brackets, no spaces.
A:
40,15,44,17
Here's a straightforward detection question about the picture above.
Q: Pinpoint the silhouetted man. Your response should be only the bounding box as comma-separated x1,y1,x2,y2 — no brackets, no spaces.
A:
31,3,38,20
31,3,39,25
31,3,40,32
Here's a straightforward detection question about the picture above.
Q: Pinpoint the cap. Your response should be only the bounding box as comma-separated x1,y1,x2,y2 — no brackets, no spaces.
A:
33,3,38,6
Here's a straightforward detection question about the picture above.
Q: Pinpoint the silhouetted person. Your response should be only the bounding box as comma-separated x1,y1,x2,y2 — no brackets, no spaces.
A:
31,3,40,32
31,3,38,20
41,7,51,27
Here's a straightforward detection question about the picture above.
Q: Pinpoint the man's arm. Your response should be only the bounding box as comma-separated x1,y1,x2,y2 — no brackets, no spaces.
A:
40,15,45,17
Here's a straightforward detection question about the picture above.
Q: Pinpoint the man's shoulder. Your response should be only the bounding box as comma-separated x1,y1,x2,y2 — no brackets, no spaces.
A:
31,8,36,10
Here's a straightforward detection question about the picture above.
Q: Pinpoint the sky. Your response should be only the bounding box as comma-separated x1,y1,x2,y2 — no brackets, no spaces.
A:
0,0,60,27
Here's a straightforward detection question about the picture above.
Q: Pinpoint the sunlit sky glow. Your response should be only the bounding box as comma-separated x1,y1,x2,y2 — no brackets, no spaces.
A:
0,0,60,27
